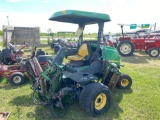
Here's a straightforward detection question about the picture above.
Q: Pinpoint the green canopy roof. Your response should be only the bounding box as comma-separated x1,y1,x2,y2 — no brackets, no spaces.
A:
49,10,111,24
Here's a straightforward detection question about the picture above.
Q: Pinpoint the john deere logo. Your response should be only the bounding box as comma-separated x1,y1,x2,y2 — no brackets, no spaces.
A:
62,10,66,14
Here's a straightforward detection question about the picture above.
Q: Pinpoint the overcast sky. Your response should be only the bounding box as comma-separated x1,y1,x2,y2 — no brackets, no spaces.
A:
0,0,160,33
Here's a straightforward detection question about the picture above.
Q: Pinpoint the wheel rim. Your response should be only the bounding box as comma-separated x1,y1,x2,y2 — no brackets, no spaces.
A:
95,93,107,110
13,76,21,84
151,50,158,56
120,43,131,54
121,79,129,87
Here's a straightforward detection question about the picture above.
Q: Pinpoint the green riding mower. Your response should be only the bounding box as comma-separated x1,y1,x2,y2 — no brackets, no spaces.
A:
25,10,132,118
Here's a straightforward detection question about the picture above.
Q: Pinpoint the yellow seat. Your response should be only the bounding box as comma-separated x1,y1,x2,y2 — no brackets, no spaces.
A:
67,44,89,61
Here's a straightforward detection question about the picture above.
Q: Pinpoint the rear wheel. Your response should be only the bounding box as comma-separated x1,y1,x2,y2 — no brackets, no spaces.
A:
116,74,132,89
148,48,159,57
117,40,134,56
79,82,112,116
9,72,24,85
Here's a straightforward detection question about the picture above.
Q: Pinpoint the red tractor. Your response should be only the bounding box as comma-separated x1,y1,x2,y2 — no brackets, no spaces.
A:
117,24,160,57
0,42,28,65
0,45,53,85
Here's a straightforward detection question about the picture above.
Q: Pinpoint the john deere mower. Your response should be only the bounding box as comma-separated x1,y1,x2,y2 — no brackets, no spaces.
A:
26,10,132,118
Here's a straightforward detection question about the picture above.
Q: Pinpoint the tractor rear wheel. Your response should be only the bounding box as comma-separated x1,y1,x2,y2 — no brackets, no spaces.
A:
116,74,132,89
148,48,159,57
117,40,134,56
79,82,112,116
9,72,24,85
145,49,149,54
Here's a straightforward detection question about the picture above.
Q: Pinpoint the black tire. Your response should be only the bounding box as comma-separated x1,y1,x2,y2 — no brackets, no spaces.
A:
54,46,60,54
148,48,159,57
79,82,112,116
145,50,149,54
117,40,134,56
116,74,132,89
9,72,24,85
113,43,118,48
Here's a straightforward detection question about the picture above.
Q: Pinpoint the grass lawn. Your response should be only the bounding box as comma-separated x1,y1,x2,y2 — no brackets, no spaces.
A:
40,40,48,44
0,46,160,120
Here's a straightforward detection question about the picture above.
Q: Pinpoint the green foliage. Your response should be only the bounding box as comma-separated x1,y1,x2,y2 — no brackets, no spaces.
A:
115,32,122,36
0,41,2,46
40,32,47,36
0,30,3,36
40,32,98,38
40,40,48,44
84,33,97,38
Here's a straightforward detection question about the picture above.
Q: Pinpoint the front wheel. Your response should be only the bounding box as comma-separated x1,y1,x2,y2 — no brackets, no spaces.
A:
79,82,112,116
148,48,159,57
116,74,132,89
117,40,135,56
9,72,24,85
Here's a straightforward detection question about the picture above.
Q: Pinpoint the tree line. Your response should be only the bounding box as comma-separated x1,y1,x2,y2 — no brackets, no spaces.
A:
0,30,121,37
41,32,122,37
42,32,98,38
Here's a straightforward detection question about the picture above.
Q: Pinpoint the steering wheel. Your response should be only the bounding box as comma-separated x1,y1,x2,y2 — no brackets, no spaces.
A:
8,43,17,53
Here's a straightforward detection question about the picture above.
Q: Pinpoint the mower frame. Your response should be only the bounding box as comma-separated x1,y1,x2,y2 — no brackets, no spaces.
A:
26,10,133,118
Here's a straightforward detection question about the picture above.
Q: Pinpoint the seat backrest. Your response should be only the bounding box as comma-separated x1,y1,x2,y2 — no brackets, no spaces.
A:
79,60,102,74
78,44,88,57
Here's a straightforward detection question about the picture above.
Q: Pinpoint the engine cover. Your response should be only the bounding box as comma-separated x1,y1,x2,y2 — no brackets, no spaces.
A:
37,55,53,63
